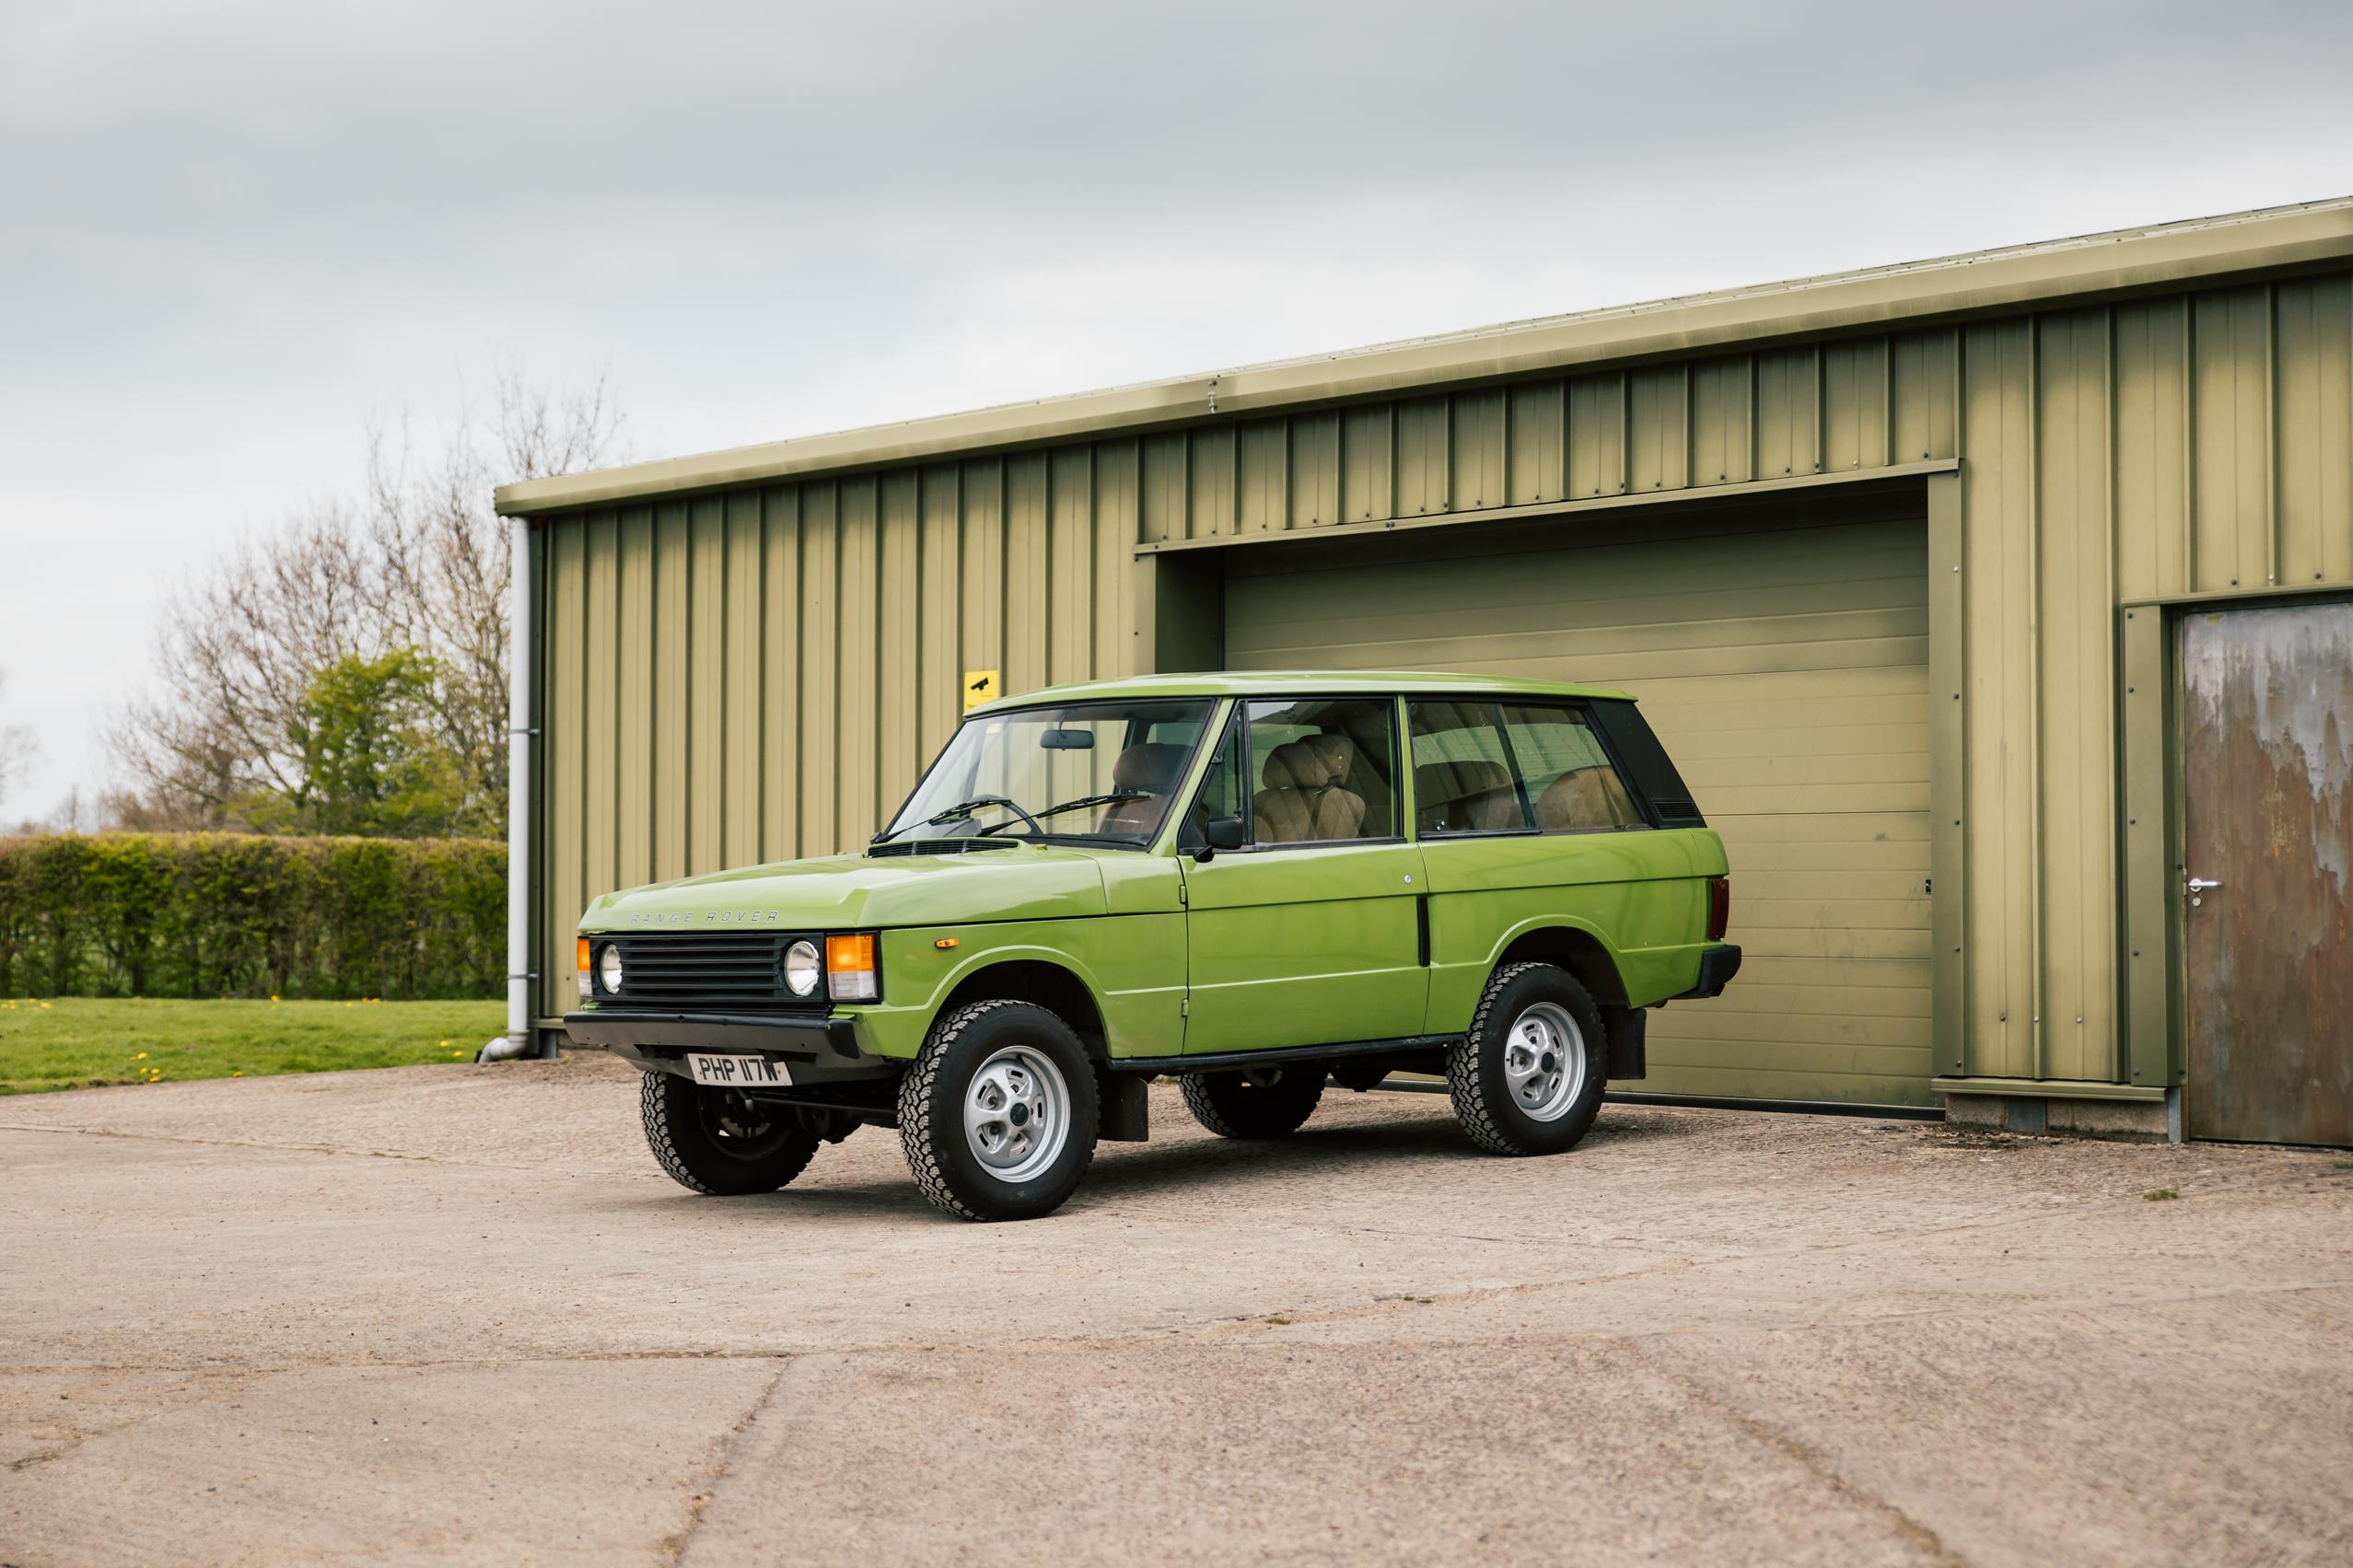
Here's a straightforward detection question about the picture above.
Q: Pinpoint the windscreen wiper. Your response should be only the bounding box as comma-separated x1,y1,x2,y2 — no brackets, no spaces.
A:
872,795,1043,844
979,790,1147,834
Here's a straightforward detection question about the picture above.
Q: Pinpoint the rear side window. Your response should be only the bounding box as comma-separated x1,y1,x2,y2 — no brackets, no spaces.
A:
1408,699,1646,835
1497,703,1643,830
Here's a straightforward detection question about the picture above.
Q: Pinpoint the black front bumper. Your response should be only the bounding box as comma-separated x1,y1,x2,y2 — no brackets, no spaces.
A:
562,1009,877,1074
1676,944,1742,1000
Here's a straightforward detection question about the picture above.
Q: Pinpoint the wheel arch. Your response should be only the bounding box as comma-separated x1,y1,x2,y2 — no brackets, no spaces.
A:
1490,923,1648,1083
938,958,1112,1061
1493,922,1628,1007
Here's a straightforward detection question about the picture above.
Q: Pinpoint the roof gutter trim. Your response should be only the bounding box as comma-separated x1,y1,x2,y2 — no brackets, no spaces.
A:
498,199,2353,517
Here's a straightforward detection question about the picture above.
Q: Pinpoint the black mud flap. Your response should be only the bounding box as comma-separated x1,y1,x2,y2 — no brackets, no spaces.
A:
1602,1005,1648,1082
1098,1067,1150,1142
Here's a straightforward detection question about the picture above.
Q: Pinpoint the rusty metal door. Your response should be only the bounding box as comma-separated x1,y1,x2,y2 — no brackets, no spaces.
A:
2180,600,2353,1146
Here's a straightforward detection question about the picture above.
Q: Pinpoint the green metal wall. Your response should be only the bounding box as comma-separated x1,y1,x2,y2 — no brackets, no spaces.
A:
534,458,1141,1013
533,271,2353,1101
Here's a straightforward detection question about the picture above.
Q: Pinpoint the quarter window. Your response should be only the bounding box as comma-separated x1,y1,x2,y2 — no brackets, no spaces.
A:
1408,700,1645,834
1497,703,1643,830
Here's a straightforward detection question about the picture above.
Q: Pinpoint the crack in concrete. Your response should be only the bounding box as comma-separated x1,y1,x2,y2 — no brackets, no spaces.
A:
1615,1337,1965,1565
664,1357,795,1567
0,1350,797,1379
7,1274,2348,1384
0,1121,565,1174
5,1368,256,1474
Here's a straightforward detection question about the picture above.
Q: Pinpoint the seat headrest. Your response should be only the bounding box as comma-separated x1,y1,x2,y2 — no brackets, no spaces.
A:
1534,766,1640,830
1300,733,1355,786
1260,740,1322,791
1260,735,1354,791
1415,759,1512,803
1112,742,1189,793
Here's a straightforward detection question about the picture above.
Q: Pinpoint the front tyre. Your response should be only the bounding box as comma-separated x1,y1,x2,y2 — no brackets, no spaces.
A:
1180,1064,1325,1138
640,1071,822,1195
1447,962,1607,1156
898,1000,1099,1221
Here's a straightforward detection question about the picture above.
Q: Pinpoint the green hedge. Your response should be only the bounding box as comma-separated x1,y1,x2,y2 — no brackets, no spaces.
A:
0,834,504,1000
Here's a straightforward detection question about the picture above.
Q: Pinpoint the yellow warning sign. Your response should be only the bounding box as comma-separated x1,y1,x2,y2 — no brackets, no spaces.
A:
962,669,1000,711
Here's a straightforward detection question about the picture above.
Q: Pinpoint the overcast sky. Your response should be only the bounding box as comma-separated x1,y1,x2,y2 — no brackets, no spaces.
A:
3,0,2349,818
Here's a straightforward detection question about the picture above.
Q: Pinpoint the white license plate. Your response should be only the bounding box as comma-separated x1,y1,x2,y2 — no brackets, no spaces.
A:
686,1053,786,1087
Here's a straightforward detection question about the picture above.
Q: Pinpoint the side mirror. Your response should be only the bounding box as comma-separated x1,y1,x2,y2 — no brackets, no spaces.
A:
1202,816,1248,854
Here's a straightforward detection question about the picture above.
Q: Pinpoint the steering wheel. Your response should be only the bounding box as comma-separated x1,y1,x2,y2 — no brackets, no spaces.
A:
970,796,1046,837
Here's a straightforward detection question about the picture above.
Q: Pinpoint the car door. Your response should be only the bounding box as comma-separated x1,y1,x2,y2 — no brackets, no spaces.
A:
1178,695,1428,1053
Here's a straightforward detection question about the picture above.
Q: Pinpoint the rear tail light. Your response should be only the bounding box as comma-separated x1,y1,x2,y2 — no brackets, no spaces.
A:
1707,877,1730,942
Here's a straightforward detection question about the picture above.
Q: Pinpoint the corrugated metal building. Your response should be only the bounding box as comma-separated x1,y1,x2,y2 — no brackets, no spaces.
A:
497,199,2353,1144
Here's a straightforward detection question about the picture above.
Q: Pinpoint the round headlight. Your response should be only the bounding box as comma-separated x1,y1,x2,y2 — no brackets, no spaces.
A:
784,939,821,997
599,944,623,994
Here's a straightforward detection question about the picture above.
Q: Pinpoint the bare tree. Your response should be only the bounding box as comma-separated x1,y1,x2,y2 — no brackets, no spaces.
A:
107,366,624,834
108,516,378,827
357,363,623,832
0,668,38,811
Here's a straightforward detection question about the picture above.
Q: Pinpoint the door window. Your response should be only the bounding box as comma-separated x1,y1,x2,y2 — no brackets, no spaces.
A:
1190,697,1401,846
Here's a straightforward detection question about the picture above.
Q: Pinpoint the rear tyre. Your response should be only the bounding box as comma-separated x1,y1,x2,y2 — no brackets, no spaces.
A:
1180,1064,1325,1139
640,1070,823,1195
1447,962,1607,1156
898,1000,1099,1222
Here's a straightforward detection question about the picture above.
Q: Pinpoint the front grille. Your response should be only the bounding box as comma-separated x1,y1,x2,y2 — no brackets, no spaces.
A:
596,931,821,1012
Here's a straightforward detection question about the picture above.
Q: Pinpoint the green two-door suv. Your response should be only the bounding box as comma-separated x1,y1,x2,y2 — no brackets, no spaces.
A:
565,672,1739,1221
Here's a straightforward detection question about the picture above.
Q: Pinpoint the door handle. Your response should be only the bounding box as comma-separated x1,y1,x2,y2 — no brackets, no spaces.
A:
2185,875,2221,906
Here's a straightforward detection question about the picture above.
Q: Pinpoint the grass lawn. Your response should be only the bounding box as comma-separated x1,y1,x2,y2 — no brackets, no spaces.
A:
0,997,507,1095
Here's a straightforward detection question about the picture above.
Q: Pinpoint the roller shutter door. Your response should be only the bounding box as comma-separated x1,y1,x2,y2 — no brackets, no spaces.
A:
1223,506,1932,1108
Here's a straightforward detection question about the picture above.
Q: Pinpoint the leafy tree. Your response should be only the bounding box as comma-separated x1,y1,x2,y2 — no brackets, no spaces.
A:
243,650,467,838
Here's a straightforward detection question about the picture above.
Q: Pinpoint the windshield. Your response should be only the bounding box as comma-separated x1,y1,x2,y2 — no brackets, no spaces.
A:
879,698,1217,847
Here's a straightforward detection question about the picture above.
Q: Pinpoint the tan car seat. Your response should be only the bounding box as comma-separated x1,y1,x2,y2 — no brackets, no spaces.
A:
1533,766,1640,830
1101,742,1191,834
1252,736,1366,842
1413,759,1523,833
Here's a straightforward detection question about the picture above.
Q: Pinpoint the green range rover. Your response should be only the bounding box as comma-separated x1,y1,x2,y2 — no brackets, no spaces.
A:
565,671,1738,1221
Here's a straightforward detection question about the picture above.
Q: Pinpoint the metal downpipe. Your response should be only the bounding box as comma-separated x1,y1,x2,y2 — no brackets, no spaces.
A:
482,515,542,1064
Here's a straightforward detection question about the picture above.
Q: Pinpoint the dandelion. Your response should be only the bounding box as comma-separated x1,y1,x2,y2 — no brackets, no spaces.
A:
270,994,281,1004
39,1001,52,1010
134,1051,148,1061
232,1071,243,1077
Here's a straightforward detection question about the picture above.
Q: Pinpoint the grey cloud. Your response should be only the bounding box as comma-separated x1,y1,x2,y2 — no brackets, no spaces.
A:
2,0,2349,812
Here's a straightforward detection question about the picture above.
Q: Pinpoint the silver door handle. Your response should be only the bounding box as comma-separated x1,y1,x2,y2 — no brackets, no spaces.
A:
2185,877,2221,892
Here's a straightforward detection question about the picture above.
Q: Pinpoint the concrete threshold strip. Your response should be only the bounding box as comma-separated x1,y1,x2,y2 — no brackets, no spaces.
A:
1367,1077,1945,1122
